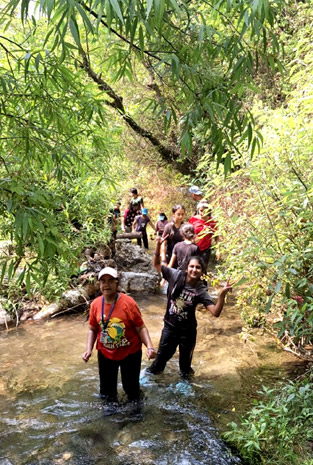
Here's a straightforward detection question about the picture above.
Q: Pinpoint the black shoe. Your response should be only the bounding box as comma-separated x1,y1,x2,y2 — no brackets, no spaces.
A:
145,366,163,375
180,368,195,381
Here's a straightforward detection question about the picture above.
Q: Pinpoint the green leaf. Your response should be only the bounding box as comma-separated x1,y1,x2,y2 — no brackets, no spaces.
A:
7,260,15,281
275,281,282,294
139,25,144,52
22,214,28,238
285,282,290,299
0,261,7,285
146,0,153,19
233,277,249,287
171,54,180,78
26,272,31,295
75,1,94,33
110,0,124,23
69,17,81,49
37,235,45,257
265,295,273,313
224,153,232,175
169,0,180,14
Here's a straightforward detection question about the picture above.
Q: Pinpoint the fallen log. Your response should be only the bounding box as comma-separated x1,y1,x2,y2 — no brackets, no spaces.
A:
116,232,142,239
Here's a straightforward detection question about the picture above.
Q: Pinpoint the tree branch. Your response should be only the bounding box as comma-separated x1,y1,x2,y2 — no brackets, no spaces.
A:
80,49,192,174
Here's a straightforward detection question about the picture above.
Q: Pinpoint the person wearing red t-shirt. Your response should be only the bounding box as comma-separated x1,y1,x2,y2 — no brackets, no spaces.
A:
188,202,220,268
82,267,156,401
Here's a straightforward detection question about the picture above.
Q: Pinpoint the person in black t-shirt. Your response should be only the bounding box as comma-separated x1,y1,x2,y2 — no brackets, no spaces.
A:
147,236,233,379
160,204,185,265
168,224,200,271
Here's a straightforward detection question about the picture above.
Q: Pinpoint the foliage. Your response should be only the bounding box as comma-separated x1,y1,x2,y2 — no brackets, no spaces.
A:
224,370,313,465
0,15,125,295
1,0,285,171
192,1,313,360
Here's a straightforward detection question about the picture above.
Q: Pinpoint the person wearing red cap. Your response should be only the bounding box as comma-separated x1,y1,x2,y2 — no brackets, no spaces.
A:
82,267,156,401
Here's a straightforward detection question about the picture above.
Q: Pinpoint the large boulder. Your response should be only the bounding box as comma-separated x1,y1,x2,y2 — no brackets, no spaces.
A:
120,271,159,294
115,240,155,273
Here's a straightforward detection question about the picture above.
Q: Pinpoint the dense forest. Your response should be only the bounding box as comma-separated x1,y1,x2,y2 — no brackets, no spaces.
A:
1,0,313,463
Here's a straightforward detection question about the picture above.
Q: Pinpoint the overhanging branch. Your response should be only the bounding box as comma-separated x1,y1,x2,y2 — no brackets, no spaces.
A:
80,49,192,174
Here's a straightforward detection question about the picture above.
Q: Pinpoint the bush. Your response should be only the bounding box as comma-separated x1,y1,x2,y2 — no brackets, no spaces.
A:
224,370,313,465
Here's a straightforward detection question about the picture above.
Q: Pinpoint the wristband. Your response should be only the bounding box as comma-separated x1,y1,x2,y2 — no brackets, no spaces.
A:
147,348,155,351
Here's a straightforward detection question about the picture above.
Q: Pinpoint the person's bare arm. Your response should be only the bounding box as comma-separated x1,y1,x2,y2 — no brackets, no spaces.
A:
148,218,156,231
135,324,156,360
121,214,126,231
82,326,98,362
206,279,233,317
153,235,168,272
160,238,167,263
168,253,177,269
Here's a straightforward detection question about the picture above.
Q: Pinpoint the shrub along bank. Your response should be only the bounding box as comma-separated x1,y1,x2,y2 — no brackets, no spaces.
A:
192,2,313,462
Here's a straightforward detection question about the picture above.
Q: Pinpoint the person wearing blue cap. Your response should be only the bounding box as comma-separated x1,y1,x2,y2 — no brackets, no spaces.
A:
133,207,156,249
155,212,168,237
189,186,208,215
189,185,204,202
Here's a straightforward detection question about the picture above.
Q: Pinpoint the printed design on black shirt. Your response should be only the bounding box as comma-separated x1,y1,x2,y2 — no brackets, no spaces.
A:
99,317,130,349
169,288,197,320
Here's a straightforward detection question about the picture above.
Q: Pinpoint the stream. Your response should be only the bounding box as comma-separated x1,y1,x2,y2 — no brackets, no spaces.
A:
0,292,306,465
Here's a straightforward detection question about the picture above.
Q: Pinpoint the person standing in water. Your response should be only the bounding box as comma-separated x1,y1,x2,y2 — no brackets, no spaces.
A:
160,204,185,267
82,267,156,401
147,237,232,380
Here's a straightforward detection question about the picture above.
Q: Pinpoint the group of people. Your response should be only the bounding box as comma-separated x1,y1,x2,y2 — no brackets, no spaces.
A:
82,186,232,402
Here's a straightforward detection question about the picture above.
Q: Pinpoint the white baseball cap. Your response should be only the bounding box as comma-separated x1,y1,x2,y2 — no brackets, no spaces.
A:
189,185,202,195
98,267,118,280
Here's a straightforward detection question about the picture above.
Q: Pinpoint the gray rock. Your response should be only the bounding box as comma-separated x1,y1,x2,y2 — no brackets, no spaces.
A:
120,271,159,294
115,241,155,273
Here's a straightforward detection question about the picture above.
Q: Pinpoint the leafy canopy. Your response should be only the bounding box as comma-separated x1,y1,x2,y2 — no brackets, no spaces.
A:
3,0,284,168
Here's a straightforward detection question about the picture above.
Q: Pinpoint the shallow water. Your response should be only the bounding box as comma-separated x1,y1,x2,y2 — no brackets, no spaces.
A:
0,292,306,464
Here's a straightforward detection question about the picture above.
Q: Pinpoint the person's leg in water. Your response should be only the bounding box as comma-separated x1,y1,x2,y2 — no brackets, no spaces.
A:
98,351,119,401
178,328,197,380
120,350,142,401
147,324,179,374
